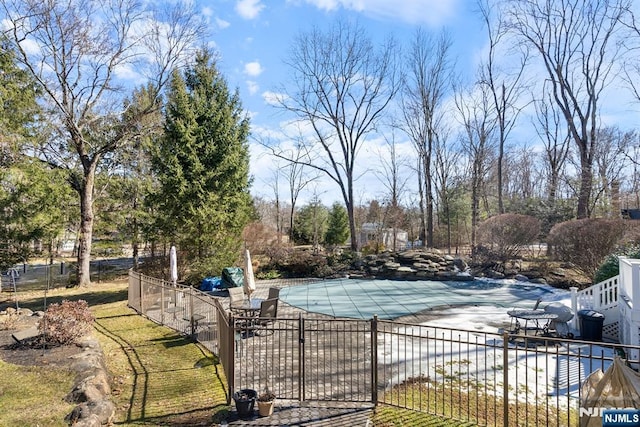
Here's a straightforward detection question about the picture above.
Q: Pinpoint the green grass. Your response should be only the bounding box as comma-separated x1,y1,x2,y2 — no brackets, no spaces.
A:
93,296,230,425
379,380,578,427
1,279,231,427
0,360,76,426
372,406,477,426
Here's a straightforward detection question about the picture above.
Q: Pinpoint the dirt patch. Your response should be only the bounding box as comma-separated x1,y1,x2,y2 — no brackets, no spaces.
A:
0,317,84,369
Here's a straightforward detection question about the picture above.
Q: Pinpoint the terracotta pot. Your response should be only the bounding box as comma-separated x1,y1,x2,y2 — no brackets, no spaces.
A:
257,399,275,416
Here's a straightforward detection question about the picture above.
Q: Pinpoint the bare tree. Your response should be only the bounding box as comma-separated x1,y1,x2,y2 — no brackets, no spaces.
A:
1,0,205,285
455,82,497,250
478,0,529,214
266,166,283,244
399,29,453,247
590,127,634,216
432,127,462,254
505,0,630,219
532,89,571,204
273,20,400,250
375,132,410,252
278,137,320,244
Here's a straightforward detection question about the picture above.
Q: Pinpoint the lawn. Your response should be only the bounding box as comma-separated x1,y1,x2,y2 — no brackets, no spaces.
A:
0,279,231,426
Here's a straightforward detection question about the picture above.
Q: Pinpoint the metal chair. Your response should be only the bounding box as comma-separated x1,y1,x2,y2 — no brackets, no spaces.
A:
267,287,280,300
253,298,278,335
228,287,245,314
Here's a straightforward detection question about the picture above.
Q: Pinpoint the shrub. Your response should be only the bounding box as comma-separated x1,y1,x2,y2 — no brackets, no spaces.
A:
40,299,95,345
476,214,541,261
548,218,626,280
593,245,640,283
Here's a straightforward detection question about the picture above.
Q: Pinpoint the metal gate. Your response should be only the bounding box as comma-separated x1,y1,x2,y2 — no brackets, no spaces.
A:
233,315,373,402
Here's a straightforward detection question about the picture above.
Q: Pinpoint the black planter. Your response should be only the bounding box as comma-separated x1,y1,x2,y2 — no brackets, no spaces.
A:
233,389,257,418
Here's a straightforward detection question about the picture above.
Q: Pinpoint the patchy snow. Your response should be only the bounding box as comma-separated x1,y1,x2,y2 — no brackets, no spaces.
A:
379,292,617,410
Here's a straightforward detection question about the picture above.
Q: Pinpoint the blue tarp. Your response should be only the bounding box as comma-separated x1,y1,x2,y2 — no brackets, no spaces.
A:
201,276,222,291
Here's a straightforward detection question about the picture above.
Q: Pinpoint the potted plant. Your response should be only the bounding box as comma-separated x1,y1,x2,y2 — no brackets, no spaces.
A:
232,388,256,418
257,388,276,417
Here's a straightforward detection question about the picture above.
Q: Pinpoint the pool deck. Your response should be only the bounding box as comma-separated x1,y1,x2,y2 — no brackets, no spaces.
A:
218,278,569,426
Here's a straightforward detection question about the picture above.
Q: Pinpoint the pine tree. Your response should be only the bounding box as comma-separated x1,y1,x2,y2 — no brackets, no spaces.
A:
151,50,254,282
325,203,350,246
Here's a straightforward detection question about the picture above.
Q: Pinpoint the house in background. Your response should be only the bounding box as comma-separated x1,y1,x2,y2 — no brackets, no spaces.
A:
357,223,408,251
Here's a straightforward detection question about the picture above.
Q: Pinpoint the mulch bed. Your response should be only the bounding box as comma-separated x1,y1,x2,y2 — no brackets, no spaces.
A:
0,317,83,368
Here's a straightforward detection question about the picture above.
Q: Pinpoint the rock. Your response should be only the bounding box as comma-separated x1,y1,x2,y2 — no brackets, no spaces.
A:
421,253,445,263
453,272,475,281
17,308,34,317
486,270,505,279
356,249,475,281
452,258,468,272
514,274,529,282
65,399,115,427
531,277,547,284
412,262,432,270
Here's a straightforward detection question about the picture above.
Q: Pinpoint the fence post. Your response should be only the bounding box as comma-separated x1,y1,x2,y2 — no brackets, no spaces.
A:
189,288,195,336
228,312,235,405
570,287,578,330
139,273,145,314
503,331,509,426
160,285,165,325
371,315,378,405
299,313,305,401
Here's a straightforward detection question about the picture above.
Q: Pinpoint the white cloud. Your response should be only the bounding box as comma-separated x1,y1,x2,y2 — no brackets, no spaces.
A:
236,0,265,20
201,6,213,17
244,61,264,77
246,80,259,95
262,91,288,106
294,0,458,26
215,17,231,29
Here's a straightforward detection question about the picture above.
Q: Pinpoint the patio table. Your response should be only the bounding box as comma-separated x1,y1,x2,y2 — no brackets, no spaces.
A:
507,309,558,336
231,298,264,317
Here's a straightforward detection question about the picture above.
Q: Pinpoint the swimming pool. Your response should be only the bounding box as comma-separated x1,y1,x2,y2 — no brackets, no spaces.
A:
279,278,564,320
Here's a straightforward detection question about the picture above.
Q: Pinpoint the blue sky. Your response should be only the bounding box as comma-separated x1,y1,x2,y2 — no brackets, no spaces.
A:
203,0,488,206
200,1,638,207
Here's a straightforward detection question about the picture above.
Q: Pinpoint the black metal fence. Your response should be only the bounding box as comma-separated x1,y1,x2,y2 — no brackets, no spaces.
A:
128,271,640,426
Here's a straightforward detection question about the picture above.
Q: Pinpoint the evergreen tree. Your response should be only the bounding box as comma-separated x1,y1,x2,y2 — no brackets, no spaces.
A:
0,160,75,270
0,36,40,159
0,37,73,269
293,200,328,248
151,49,254,283
325,202,350,246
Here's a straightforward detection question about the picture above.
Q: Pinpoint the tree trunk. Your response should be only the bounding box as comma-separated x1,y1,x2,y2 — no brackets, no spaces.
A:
76,169,95,286
424,150,434,248
417,156,427,245
577,150,593,219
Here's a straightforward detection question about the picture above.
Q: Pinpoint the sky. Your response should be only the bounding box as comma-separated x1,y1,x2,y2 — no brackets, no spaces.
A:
202,0,487,206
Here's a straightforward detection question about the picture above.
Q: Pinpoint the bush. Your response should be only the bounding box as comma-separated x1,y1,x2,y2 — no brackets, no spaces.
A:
548,218,626,280
40,299,95,345
476,214,540,261
593,245,640,283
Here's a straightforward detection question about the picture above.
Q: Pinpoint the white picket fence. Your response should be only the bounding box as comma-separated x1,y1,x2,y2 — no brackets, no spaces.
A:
571,257,640,348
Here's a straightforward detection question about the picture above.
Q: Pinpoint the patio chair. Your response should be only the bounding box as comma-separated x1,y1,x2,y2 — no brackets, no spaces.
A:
228,287,245,313
237,298,279,337
267,287,280,300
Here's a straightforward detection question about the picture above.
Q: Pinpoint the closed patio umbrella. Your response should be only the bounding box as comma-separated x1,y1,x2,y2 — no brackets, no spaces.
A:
243,249,256,300
170,245,178,285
